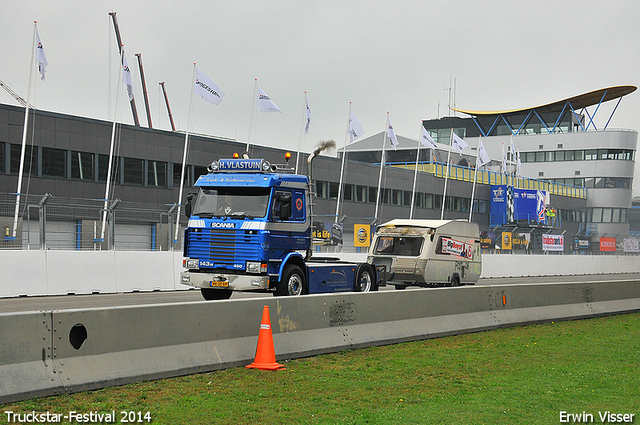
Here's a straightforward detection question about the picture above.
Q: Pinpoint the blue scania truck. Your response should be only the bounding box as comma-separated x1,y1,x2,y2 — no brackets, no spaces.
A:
180,151,382,300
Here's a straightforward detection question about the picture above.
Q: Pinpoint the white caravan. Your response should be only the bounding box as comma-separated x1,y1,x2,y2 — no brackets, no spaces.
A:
367,219,481,288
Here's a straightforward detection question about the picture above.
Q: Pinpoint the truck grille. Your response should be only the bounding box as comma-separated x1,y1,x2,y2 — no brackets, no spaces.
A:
186,228,261,267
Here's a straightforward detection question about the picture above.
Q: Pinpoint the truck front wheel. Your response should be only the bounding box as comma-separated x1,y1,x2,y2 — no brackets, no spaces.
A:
275,265,307,296
201,288,233,300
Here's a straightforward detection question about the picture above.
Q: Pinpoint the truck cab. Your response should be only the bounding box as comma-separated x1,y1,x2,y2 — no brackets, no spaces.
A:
180,156,379,300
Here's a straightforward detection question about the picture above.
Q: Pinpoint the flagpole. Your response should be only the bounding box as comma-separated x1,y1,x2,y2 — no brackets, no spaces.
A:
468,137,481,222
295,91,307,174
101,46,125,244
247,78,258,152
409,126,422,219
335,103,351,224
440,130,453,220
11,22,38,241
174,63,197,244
374,113,389,221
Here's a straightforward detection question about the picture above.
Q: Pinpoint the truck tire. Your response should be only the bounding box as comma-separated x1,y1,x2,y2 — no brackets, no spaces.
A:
275,264,307,296
201,288,233,300
354,264,377,292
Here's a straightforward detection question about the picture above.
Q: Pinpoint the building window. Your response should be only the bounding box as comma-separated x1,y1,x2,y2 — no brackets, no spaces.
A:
10,143,37,175
123,158,144,185
343,184,354,201
329,182,339,199
424,193,434,209
382,188,391,205
368,187,377,204
40,147,66,178
413,192,424,208
0,142,5,173
393,189,402,206
585,149,598,160
404,190,412,207
193,166,208,186
71,151,94,180
356,185,367,202
315,181,328,198
99,154,121,183
147,160,167,187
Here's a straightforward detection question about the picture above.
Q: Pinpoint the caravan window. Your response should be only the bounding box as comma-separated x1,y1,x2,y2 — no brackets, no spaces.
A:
374,236,423,256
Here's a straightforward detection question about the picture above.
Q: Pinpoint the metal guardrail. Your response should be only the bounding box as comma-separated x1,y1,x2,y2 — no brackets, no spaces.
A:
389,161,588,199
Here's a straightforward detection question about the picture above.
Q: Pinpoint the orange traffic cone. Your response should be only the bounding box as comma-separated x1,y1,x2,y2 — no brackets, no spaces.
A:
246,305,285,370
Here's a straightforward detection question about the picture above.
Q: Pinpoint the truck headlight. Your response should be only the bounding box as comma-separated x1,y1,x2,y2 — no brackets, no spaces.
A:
246,261,267,274
186,258,200,270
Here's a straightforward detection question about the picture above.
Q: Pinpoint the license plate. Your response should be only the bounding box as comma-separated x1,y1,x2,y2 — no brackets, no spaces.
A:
209,280,229,288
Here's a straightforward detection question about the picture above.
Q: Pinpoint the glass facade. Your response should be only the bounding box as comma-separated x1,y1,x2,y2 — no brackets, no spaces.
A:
522,148,634,163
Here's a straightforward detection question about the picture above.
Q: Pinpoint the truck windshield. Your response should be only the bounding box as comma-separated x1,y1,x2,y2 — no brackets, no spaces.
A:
192,187,270,218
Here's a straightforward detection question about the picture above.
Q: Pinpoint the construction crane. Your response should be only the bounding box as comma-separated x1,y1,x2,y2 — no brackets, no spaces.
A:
159,82,176,131
0,79,33,109
108,11,140,126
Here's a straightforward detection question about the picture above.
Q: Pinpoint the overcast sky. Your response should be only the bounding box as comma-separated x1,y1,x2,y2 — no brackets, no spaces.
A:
2,1,640,195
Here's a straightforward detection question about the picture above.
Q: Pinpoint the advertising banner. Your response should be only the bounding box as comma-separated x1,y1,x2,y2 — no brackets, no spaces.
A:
542,234,564,251
490,185,548,226
353,224,371,248
623,238,639,253
573,236,591,251
599,237,617,252
441,237,474,259
502,232,512,250
480,231,494,250
512,233,530,249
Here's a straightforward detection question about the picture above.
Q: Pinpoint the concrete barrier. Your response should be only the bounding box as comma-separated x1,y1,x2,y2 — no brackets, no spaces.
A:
0,251,184,297
1,278,639,404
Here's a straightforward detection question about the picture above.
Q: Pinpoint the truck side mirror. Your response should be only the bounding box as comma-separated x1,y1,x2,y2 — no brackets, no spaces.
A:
185,192,196,217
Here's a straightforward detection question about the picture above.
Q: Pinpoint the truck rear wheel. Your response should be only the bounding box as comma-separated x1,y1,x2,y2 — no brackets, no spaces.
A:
201,288,233,300
355,264,377,292
275,265,307,296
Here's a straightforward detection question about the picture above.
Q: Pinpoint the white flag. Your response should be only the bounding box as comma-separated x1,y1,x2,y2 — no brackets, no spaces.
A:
516,148,522,176
510,135,516,158
304,94,311,134
421,127,437,149
257,86,282,112
501,143,507,174
348,111,365,143
477,139,491,168
122,55,134,101
387,117,399,150
195,68,225,105
35,27,48,81
451,132,468,153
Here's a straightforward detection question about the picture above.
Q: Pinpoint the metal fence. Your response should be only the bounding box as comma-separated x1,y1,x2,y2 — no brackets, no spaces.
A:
0,193,181,251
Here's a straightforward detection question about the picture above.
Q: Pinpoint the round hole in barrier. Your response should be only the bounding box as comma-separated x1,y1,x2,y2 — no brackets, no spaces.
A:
69,323,87,350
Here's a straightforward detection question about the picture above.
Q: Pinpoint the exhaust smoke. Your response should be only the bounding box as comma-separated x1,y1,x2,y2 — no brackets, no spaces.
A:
313,140,336,156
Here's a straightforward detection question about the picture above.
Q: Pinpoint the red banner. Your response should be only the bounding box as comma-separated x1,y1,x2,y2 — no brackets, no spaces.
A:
599,237,617,252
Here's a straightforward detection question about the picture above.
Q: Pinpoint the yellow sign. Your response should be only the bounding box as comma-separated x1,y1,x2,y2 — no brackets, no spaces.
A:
354,224,370,247
502,232,512,250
